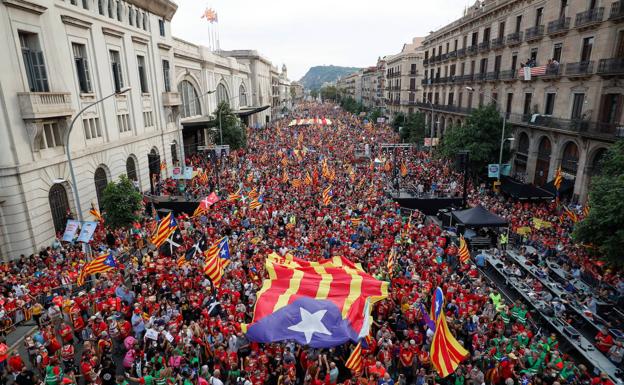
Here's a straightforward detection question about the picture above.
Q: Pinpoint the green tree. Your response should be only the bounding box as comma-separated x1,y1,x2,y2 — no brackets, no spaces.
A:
572,140,624,265
395,112,426,143
368,108,383,124
215,101,246,149
310,89,319,99
437,105,507,174
320,85,338,101
339,97,366,115
101,175,142,229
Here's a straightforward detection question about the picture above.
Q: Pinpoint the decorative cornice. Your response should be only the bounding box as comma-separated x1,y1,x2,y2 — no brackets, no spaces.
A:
2,0,47,15
131,35,148,45
157,42,172,51
60,15,92,29
173,52,202,64
101,27,124,38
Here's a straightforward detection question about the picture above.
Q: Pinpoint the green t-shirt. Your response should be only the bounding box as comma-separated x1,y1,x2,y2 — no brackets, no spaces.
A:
141,375,155,385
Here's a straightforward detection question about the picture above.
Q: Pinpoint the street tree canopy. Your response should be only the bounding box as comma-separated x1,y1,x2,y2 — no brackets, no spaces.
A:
215,101,246,149
393,112,426,143
101,175,142,229
573,140,624,265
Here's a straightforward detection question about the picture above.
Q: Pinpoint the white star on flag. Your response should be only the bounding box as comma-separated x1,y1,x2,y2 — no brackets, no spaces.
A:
287,308,332,344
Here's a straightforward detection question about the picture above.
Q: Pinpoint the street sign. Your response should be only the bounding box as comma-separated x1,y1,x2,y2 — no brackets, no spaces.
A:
488,164,500,178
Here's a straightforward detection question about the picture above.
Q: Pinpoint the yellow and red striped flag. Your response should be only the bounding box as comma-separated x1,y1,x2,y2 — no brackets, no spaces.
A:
563,205,579,223
203,237,230,287
304,171,313,186
77,253,117,286
150,213,177,247
89,207,103,222
322,186,333,206
554,166,563,191
249,196,263,210
582,204,590,217
228,188,242,202
458,235,470,264
387,247,396,277
400,162,408,177
282,170,289,184
430,287,469,377
248,187,259,200
350,217,362,227
291,179,302,188
281,156,288,167
345,342,363,374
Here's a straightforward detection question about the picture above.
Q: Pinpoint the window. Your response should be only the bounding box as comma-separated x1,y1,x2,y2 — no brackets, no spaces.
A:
41,122,62,149
460,62,465,75
494,55,502,72
136,10,141,28
553,43,562,62
117,113,131,132
454,39,458,50
471,32,478,45
535,7,544,26
109,50,123,92
19,31,49,92
239,84,247,106
162,60,171,92
49,184,70,234
498,22,505,39
98,0,104,15
72,43,92,93
446,42,450,53
143,13,148,31
117,1,123,21
143,111,153,127
178,80,201,118
483,27,491,42
506,93,513,117
83,117,101,139
559,0,568,17
515,15,523,33
480,58,488,74
94,167,108,207
544,93,556,115
137,55,148,93
81,0,88,9
410,63,416,73
462,35,467,48
126,156,138,182
108,0,114,18
159,19,165,37
458,92,463,107
467,92,473,108
448,92,454,106
129,8,134,26
530,48,538,63
581,36,594,62
216,82,229,105
523,93,533,115
571,93,585,119
470,60,475,75
478,93,484,107
511,53,518,70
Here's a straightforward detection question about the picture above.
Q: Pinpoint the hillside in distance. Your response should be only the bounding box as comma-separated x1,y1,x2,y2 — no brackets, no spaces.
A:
299,65,360,90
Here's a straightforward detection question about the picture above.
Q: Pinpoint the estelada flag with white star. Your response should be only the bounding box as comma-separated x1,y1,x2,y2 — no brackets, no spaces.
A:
242,254,389,348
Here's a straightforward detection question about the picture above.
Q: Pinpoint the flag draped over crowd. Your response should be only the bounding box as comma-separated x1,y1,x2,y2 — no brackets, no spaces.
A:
430,287,469,377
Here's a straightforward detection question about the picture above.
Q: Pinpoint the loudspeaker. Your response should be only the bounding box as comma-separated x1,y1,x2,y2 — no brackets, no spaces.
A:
455,151,470,170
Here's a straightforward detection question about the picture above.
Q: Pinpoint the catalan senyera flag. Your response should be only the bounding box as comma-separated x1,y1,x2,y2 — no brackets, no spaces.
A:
243,254,388,347
582,204,590,217
160,161,166,171
387,247,396,277
345,342,364,374
400,162,408,177
281,156,289,167
350,217,362,227
89,208,103,222
249,196,264,210
430,287,469,377
201,7,218,23
282,170,289,184
563,205,579,223
228,188,242,202
304,172,313,186
291,179,302,188
77,253,117,286
554,166,563,191
458,235,470,264
150,213,177,248
322,186,333,206
248,187,259,200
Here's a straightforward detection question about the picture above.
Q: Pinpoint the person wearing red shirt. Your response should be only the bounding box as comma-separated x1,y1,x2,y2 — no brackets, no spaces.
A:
59,323,74,344
7,351,24,375
596,328,614,354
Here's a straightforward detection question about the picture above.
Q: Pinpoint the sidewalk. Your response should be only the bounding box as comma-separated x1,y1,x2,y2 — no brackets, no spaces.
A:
5,321,37,352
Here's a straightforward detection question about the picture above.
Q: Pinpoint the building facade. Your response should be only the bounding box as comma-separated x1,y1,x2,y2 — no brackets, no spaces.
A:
0,0,284,259
418,0,624,201
385,37,426,117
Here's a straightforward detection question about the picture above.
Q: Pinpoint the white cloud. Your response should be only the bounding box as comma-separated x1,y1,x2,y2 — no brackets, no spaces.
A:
171,0,468,80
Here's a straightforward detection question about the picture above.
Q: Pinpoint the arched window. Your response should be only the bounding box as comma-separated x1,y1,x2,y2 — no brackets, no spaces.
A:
126,156,138,182
534,136,552,186
561,141,579,174
170,140,178,165
216,82,229,106
49,184,70,233
178,80,201,118
517,133,530,155
239,84,247,107
590,148,608,176
94,167,108,206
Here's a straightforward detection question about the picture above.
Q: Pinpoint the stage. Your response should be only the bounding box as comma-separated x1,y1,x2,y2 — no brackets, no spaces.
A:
388,190,463,216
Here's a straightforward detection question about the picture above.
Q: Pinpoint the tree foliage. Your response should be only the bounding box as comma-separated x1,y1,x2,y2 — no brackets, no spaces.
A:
394,112,426,143
437,105,507,174
215,101,246,149
310,89,319,99
572,140,624,265
101,175,143,229
320,85,338,101
339,97,367,115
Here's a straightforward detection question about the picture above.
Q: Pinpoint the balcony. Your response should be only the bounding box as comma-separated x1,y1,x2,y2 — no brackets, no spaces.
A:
475,72,487,81
486,71,500,81
457,48,466,58
162,92,181,107
547,17,571,36
565,61,594,77
541,64,563,80
525,25,545,41
499,69,518,81
441,53,449,62
409,70,418,75
597,58,624,76
491,37,505,50
422,78,431,85
423,58,429,66
18,92,73,120
478,41,490,52
575,8,604,28
506,31,523,46
467,45,478,55
506,112,621,140
448,50,457,60
611,1,624,20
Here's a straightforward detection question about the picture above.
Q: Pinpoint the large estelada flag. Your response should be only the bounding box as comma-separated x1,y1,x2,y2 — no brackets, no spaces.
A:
77,253,117,286
243,253,388,348
430,287,469,377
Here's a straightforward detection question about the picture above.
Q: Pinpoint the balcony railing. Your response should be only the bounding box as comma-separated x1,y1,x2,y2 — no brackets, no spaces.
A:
547,17,571,35
441,53,449,62
467,45,478,55
457,48,466,58
542,64,563,79
162,92,181,107
475,72,487,81
506,112,621,139
491,37,505,49
506,31,523,45
478,41,490,52
611,1,624,20
422,78,431,85
575,8,604,27
597,58,624,75
499,69,518,81
18,92,73,120
409,70,418,75
448,50,457,59
525,25,545,41
486,71,500,81
565,61,594,76
423,58,429,66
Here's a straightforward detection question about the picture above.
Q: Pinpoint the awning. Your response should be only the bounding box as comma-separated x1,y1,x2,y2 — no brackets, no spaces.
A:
235,105,271,117
542,177,575,195
500,176,554,200
451,205,508,227
181,116,218,129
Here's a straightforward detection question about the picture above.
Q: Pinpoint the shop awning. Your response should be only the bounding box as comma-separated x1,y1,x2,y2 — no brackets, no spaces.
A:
235,105,271,117
542,177,575,195
180,116,218,129
500,176,554,200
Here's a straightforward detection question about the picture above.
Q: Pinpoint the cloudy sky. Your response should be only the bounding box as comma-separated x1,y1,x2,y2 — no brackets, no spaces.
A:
171,0,469,80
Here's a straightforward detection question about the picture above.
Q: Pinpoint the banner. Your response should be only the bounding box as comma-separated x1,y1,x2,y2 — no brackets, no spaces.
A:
172,166,195,180
62,220,80,242
77,221,98,243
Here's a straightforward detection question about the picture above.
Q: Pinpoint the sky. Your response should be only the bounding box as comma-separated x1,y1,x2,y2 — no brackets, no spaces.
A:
171,0,470,81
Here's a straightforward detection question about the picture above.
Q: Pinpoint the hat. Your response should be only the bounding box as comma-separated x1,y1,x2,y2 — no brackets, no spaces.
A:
134,308,142,314
508,353,517,360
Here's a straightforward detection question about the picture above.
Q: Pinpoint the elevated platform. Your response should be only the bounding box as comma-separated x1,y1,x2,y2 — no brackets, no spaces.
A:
388,189,463,215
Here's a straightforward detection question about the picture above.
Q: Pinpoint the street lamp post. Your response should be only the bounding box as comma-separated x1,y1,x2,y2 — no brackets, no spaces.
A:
426,100,435,154
64,87,131,224
465,87,512,181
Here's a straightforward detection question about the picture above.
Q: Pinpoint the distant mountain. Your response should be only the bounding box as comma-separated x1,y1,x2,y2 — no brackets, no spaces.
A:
299,65,361,90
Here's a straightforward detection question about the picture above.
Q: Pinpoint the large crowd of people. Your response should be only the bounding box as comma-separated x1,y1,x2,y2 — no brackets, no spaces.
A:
0,103,622,385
